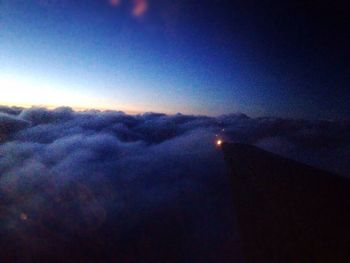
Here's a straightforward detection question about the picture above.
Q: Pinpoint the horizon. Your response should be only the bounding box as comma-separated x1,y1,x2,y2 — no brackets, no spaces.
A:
2,104,349,121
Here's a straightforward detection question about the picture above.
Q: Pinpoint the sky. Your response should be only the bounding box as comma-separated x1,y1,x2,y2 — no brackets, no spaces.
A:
1,0,349,119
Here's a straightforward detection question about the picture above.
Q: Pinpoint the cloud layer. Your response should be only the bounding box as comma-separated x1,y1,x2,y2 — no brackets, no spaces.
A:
0,106,349,262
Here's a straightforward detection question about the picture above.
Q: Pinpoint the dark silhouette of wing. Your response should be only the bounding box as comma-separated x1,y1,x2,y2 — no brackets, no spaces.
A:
222,143,350,262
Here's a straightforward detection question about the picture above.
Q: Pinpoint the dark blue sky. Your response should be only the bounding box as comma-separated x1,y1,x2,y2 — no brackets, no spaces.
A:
1,0,349,118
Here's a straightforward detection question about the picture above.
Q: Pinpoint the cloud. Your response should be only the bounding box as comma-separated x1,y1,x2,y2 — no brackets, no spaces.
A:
0,112,29,142
0,105,23,116
0,106,349,261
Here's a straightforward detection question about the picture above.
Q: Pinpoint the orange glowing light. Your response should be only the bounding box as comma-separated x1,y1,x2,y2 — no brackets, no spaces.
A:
216,139,223,146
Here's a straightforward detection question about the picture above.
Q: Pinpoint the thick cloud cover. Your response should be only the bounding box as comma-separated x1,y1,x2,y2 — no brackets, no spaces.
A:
0,106,349,262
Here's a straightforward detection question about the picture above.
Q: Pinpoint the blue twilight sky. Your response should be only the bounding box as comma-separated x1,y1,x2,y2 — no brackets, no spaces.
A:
1,0,349,118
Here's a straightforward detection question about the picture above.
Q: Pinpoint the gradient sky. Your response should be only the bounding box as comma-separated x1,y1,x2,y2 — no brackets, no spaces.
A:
1,0,349,118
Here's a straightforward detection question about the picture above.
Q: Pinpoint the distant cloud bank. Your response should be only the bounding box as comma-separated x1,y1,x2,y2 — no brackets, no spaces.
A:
0,106,349,261
1,106,348,175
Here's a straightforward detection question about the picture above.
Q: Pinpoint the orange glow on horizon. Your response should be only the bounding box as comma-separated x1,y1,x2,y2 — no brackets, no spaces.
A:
0,101,143,115
0,73,215,116
0,74,149,115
